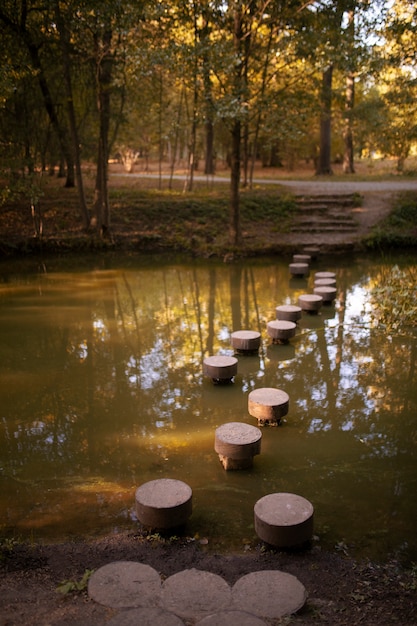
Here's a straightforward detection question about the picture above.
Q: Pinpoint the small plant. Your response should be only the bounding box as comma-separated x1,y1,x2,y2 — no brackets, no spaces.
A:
56,569,95,595
0,536,21,562
369,264,417,334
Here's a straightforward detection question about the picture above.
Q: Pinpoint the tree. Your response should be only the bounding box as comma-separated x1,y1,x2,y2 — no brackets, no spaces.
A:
54,0,90,228
0,0,75,187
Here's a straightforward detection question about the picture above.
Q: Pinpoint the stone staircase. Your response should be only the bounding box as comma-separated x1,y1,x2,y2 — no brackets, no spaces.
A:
287,193,363,248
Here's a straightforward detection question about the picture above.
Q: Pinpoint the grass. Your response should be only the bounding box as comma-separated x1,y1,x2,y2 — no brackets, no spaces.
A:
364,191,417,250
2,157,417,256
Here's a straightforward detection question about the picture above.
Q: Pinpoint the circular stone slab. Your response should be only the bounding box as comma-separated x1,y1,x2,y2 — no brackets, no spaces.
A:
289,262,309,277
303,246,320,259
135,479,192,529
275,304,302,322
293,254,311,263
106,607,185,626
314,277,336,287
313,285,337,303
203,356,238,381
298,293,323,312
215,422,262,469
248,387,289,425
231,330,261,353
162,569,232,620
196,610,267,625
267,320,296,344
232,571,307,619
315,271,336,279
88,561,162,609
254,492,314,547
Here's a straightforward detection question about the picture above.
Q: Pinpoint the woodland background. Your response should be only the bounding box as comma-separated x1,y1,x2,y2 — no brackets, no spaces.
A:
1,0,417,244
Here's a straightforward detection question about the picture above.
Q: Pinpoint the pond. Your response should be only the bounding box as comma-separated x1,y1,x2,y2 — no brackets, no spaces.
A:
0,252,416,564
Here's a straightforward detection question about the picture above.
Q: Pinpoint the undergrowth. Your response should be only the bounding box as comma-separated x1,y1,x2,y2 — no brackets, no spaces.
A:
365,191,417,249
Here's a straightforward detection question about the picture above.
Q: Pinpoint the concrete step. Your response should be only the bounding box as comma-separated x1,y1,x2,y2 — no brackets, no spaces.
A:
290,225,358,233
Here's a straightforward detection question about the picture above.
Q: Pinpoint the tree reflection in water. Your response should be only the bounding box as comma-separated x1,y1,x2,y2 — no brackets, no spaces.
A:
0,255,415,563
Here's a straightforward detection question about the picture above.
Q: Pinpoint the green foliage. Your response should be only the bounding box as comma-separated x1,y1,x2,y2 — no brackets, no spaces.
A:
369,264,417,334
56,569,95,595
365,191,417,249
0,536,20,561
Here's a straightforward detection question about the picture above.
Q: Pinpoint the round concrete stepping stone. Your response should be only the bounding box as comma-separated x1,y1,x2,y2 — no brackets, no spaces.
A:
313,285,337,303
314,277,336,287
162,569,232,620
248,387,289,426
203,355,238,383
298,293,323,313
106,607,185,626
315,271,336,279
88,561,162,609
135,479,192,529
303,245,320,259
231,330,261,354
293,254,311,263
196,610,267,625
275,304,302,322
267,320,296,344
214,422,262,470
289,262,309,277
232,571,307,619
254,492,314,547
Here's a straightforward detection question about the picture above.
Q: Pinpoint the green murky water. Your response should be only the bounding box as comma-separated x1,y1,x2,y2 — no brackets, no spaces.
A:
0,253,416,563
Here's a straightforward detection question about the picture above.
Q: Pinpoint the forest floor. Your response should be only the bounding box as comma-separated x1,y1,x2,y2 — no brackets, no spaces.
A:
1,531,417,626
1,159,417,259
1,160,417,625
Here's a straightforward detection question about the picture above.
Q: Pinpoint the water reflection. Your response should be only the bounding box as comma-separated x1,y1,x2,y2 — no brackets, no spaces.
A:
0,254,416,562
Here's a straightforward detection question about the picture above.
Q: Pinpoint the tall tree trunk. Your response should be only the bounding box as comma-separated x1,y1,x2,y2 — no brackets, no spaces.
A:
185,3,199,192
230,119,241,245
199,7,215,176
343,72,355,173
250,24,274,188
204,118,215,176
5,11,76,188
93,29,112,236
54,1,90,228
229,2,243,246
169,87,184,190
241,3,252,189
316,65,333,176
343,8,355,174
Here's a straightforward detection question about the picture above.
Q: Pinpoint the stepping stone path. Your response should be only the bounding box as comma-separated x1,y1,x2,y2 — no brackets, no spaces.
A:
298,293,323,313
293,253,311,263
135,479,192,529
248,387,289,426
214,422,262,470
203,355,238,383
275,304,302,322
196,611,267,625
88,561,162,609
313,285,337,303
106,607,185,626
267,319,296,344
254,492,314,548
289,262,309,277
315,271,336,280
162,569,232,620
231,330,261,354
88,562,307,623
232,571,307,619
314,277,336,287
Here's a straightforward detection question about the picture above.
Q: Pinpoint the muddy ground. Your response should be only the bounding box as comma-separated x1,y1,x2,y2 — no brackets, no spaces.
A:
1,530,417,625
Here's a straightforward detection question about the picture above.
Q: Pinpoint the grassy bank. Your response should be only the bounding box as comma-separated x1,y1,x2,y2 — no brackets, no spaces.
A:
364,191,417,250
